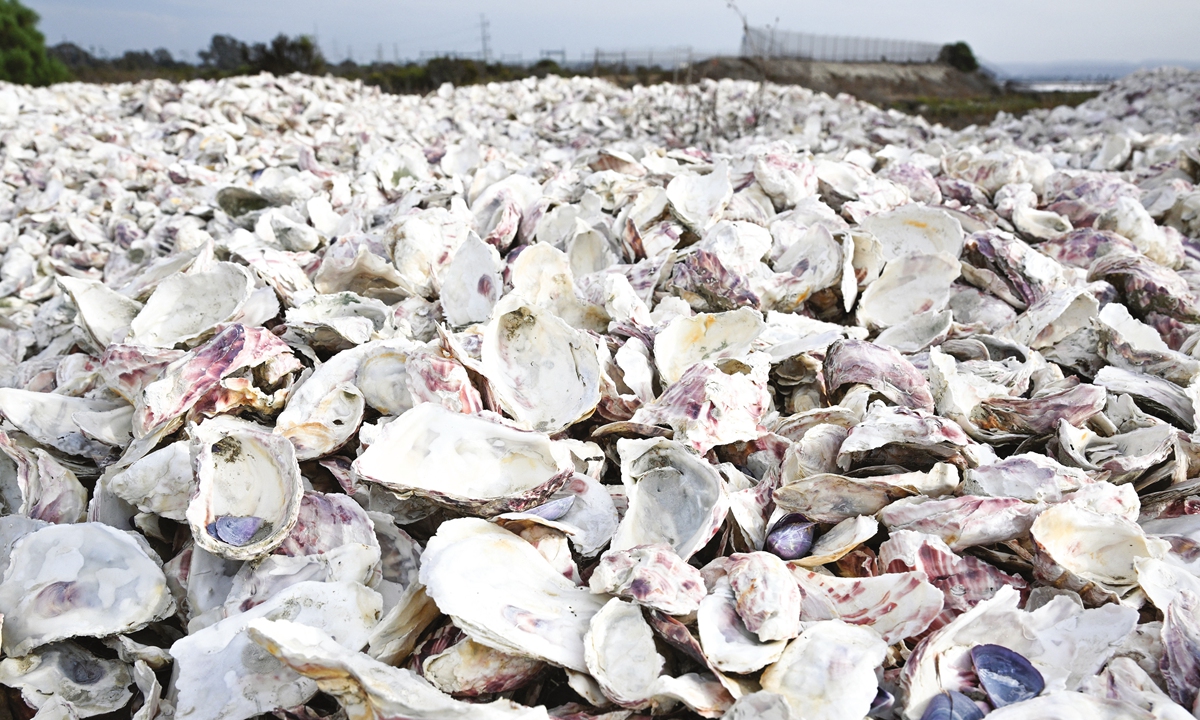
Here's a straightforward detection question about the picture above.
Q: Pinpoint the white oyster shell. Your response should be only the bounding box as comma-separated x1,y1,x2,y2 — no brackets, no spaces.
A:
353,403,571,515
697,577,786,674
186,416,304,561
480,295,602,433
418,518,606,672
858,204,965,260
611,438,729,560
725,552,802,642
248,619,547,720
107,440,193,521
856,252,960,330
653,307,765,385
129,261,256,348
584,598,669,710
0,523,173,656
1032,503,1169,591
0,642,132,718
170,581,381,720
759,621,887,720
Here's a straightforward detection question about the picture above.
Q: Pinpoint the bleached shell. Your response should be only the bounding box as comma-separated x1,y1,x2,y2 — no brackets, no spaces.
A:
858,204,965,260
759,620,887,720
874,309,954,354
879,495,1045,551
666,162,733,233
856,252,960,330
584,598,668,710
790,515,879,568
129,261,256,348
419,518,606,672
169,581,382,720
57,276,141,348
388,206,472,298
588,544,706,615
725,552,802,642
697,577,787,674
1000,287,1099,349
837,404,970,469
0,430,86,524
187,416,304,561
653,307,766,385
352,403,572,515
107,439,193,521
247,619,547,720
964,452,1088,503
283,292,392,349
440,233,503,327
0,523,174,656
274,347,367,461
1159,589,1200,712
0,389,123,461
754,153,818,207
988,692,1159,720
1094,365,1198,431
480,296,602,433
1031,503,1169,590
611,438,729,560
0,642,133,717
790,569,943,643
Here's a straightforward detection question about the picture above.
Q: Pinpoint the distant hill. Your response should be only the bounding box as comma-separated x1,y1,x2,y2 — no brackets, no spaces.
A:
987,59,1200,80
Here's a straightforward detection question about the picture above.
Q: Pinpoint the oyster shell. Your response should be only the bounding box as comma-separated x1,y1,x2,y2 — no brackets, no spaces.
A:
170,581,382,720
0,642,132,718
653,307,765,385
353,403,572,516
480,296,602,433
0,523,173,656
419,518,606,672
697,577,787,674
759,621,887,720
611,438,729,560
588,544,706,615
856,253,961,330
248,619,546,719
187,416,304,561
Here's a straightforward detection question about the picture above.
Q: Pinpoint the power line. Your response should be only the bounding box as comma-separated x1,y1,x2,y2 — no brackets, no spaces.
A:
479,14,491,63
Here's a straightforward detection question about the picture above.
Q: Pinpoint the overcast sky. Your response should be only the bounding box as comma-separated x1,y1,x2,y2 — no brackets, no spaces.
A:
29,0,1200,68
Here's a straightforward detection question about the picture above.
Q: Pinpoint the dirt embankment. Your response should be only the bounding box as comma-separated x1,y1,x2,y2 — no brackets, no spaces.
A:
693,57,1001,106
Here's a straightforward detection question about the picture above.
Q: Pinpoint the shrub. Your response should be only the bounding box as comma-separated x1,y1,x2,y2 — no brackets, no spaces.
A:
0,0,71,85
940,42,979,73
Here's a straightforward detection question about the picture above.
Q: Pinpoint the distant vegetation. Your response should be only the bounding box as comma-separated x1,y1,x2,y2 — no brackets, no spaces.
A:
0,0,70,85
939,42,979,73
0,26,1096,129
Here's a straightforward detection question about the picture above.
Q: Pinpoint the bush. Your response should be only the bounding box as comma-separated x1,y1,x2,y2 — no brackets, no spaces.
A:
939,42,979,73
247,34,325,76
0,0,71,85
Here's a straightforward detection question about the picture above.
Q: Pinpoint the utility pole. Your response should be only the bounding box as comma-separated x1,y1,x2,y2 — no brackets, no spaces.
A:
479,14,491,63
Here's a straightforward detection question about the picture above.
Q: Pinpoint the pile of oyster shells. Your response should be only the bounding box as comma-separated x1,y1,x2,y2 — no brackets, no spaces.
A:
1,65,1200,720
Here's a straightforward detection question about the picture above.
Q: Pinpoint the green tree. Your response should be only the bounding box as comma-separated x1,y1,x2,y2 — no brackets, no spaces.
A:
247,34,325,76
939,42,979,73
0,0,71,85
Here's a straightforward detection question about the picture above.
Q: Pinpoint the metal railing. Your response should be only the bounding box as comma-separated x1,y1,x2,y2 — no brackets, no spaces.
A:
741,26,942,64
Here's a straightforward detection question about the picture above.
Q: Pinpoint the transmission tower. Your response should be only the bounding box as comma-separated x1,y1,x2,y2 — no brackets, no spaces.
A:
479,14,491,63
